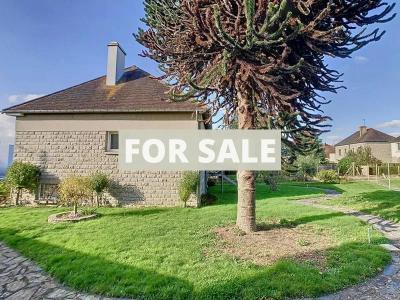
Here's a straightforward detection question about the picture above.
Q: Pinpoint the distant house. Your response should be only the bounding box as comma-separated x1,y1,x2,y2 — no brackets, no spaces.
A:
333,126,395,163
323,143,335,162
391,137,400,163
2,42,208,207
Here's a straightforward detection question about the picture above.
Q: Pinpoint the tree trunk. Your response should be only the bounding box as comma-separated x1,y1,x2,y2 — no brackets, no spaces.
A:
73,202,78,215
15,188,21,206
236,90,257,233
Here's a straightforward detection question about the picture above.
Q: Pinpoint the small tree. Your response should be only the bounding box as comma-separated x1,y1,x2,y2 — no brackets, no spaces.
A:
259,171,279,191
6,161,40,205
178,171,199,207
295,155,320,181
0,180,10,204
89,172,110,207
59,176,92,215
338,146,381,175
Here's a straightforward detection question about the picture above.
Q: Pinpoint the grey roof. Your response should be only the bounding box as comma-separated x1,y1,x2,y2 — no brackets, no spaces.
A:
335,128,395,146
2,66,203,114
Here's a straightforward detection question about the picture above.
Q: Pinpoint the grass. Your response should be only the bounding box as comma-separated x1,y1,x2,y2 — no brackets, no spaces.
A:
316,180,400,223
0,182,391,300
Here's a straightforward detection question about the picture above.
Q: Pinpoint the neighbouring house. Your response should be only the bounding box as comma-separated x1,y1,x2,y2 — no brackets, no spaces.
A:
391,137,400,163
333,126,396,163
2,42,208,207
323,143,335,162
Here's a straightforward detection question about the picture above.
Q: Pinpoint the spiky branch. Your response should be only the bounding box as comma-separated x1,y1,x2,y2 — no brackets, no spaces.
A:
137,0,395,144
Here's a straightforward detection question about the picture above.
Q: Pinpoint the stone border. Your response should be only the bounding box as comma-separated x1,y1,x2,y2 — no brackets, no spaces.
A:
47,212,98,224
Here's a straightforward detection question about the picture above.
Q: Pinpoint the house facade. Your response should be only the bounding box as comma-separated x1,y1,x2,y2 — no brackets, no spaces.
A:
332,126,397,163
2,42,208,207
392,137,400,163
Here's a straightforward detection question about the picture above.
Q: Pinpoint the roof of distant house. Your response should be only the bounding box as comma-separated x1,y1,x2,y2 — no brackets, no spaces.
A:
2,66,202,114
394,136,400,143
335,127,395,146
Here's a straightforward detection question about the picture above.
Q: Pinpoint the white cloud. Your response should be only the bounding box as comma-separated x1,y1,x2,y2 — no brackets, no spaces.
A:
377,120,400,129
354,56,369,63
7,94,44,105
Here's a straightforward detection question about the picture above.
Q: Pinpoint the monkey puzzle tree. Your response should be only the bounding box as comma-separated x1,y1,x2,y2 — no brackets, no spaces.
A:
136,0,395,232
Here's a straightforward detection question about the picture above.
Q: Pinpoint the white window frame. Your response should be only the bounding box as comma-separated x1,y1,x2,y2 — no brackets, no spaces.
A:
106,131,119,153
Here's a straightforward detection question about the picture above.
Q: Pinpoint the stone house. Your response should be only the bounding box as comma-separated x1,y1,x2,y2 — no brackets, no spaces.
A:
391,137,400,163
333,126,396,163
2,42,208,207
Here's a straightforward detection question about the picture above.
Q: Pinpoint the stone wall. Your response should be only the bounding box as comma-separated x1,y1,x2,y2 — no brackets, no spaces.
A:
334,142,393,163
14,130,199,207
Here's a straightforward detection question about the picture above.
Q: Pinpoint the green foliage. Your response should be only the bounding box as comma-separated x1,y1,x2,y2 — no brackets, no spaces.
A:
59,176,92,214
6,161,40,192
89,172,110,207
0,180,10,203
5,161,40,204
317,170,339,184
80,207,97,216
337,156,353,176
295,155,320,180
259,171,279,191
338,147,381,175
178,171,199,207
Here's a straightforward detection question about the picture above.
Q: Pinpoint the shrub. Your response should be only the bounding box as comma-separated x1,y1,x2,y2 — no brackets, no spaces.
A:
295,155,320,181
337,157,352,176
259,171,279,191
80,207,97,216
0,180,10,204
317,170,339,183
200,193,218,206
178,171,199,207
5,161,40,205
59,176,92,215
89,172,110,207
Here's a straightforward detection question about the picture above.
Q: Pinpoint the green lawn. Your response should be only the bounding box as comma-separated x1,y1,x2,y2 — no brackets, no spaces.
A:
0,183,391,300
317,181,400,223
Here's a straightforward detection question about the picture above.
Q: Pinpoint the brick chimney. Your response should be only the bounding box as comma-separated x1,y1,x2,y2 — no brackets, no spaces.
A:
359,126,368,137
106,42,126,86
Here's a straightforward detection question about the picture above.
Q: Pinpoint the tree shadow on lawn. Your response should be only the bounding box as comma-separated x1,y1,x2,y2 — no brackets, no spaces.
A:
347,190,400,222
0,228,390,300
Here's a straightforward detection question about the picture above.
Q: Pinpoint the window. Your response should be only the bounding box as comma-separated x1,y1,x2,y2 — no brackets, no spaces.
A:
398,143,400,151
339,149,342,156
107,132,119,152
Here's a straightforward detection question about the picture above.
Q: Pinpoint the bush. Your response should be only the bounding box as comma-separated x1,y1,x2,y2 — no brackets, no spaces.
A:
200,193,218,206
0,180,10,204
59,176,92,215
259,171,279,191
317,170,339,183
178,171,199,207
89,172,110,207
5,161,40,205
337,157,352,176
295,155,320,181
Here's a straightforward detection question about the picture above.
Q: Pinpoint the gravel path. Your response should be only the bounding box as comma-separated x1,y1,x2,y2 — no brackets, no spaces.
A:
298,191,400,300
1,190,400,299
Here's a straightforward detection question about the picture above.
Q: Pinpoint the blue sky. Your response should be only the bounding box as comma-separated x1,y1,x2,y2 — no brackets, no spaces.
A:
0,1,399,172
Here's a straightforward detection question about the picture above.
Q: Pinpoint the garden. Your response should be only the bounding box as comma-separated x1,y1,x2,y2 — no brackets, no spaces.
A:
0,165,395,299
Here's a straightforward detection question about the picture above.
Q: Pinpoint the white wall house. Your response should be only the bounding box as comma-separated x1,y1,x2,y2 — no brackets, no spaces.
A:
391,137,400,163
